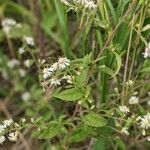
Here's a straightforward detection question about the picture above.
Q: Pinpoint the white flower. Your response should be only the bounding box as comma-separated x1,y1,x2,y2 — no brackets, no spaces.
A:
18,47,25,54
126,80,134,86
75,0,97,9
1,18,16,34
43,67,54,79
21,118,26,123
7,59,20,68
8,131,19,142
50,78,61,86
136,116,142,121
21,92,30,101
18,69,26,77
61,75,73,84
24,59,30,68
140,113,150,129
119,105,130,114
3,119,13,127
86,0,97,9
57,57,70,69
143,42,150,58
0,125,6,133
51,62,58,71
129,96,139,104
121,127,129,135
0,136,5,144
61,0,70,6
23,36,34,46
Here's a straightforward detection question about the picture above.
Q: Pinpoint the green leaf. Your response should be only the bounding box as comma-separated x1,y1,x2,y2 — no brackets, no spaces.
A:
99,65,115,76
8,24,31,38
92,139,106,150
111,51,121,77
69,124,92,143
76,69,88,86
39,124,62,139
82,113,108,127
53,88,83,101
116,138,126,150
140,67,150,73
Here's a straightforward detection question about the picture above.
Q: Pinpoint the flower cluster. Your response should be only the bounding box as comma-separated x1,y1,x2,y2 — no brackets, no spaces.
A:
41,57,72,90
140,113,150,130
119,105,130,114
0,119,20,145
126,80,134,86
143,42,150,58
23,36,34,46
129,96,139,105
75,0,97,9
1,18,35,55
61,0,97,11
1,18,16,34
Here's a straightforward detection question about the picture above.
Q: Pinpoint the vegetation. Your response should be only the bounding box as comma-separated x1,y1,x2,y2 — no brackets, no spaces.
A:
0,0,150,149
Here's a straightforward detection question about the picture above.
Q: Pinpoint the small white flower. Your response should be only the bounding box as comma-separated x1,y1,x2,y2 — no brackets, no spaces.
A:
61,0,70,6
1,18,16,34
114,87,118,93
23,36,34,46
136,116,142,121
140,113,150,129
119,105,130,114
43,67,54,79
86,1,97,9
148,100,150,105
18,47,25,54
7,59,20,68
121,127,129,135
143,42,150,58
24,59,30,68
0,125,6,133
0,136,5,144
129,96,139,104
50,78,61,86
76,0,97,9
51,62,58,71
57,57,70,69
76,71,81,75
21,92,30,101
18,69,26,77
21,118,26,123
8,131,19,142
126,80,134,86
3,119,13,127
61,75,73,84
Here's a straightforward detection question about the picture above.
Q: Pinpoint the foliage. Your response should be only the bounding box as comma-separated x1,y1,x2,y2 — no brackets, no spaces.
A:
0,0,150,149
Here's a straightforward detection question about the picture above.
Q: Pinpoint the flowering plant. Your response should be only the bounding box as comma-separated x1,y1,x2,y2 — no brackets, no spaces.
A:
0,0,150,149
